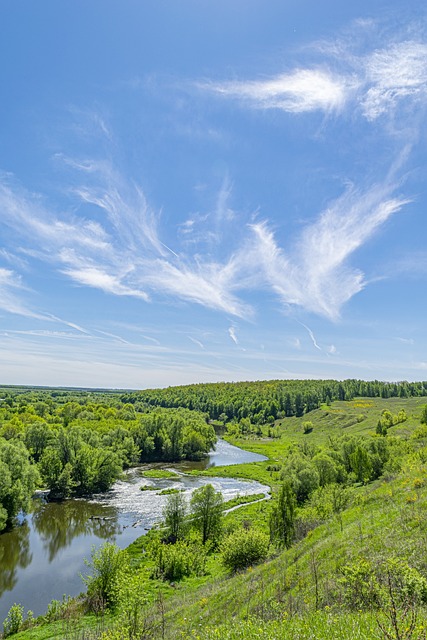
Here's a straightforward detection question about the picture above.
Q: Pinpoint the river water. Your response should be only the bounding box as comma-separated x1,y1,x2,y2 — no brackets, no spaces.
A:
0,439,267,622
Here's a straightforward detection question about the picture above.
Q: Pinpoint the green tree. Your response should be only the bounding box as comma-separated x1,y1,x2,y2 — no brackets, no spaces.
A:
3,603,24,637
190,484,223,545
350,445,372,484
163,491,188,542
0,439,39,531
39,449,74,499
312,452,338,486
269,480,297,548
24,421,52,462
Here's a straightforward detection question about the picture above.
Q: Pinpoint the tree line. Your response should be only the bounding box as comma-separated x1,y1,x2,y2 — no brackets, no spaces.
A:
123,378,427,423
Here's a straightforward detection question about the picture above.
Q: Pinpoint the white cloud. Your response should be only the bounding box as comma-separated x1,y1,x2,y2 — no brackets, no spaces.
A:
246,181,409,320
362,41,427,120
228,326,238,345
144,258,251,318
63,266,149,300
395,337,415,345
203,33,427,123
0,134,411,324
188,336,204,349
299,322,322,351
207,68,353,114
0,268,45,319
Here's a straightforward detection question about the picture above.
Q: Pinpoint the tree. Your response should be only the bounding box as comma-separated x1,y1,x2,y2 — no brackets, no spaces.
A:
163,491,188,542
0,439,39,531
312,453,338,486
190,484,223,545
39,448,74,499
269,480,297,548
350,445,372,484
421,405,427,425
24,421,52,462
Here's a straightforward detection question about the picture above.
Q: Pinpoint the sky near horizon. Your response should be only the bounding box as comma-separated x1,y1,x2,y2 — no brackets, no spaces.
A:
0,0,427,389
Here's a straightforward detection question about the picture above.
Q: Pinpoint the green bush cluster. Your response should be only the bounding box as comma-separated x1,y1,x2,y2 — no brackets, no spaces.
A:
221,528,269,571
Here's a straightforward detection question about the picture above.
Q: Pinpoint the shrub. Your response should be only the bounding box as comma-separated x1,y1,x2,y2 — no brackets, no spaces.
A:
3,603,24,637
222,528,269,572
82,542,129,612
339,558,382,609
302,421,313,434
151,539,207,582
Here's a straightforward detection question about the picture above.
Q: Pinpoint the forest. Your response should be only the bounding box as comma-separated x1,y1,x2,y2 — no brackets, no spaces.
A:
1,380,427,639
0,387,215,530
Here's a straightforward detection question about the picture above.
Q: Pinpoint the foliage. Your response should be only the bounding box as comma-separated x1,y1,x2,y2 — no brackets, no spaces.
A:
141,469,178,478
131,378,427,423
116,570,148,639
269,480,296,548
163,491,188,542
82,542,129,612
191,484,224,545
3,603,24,637
302,421,313,434
221,527,269,572
5,386,427,640
151,539,207,582
0,439,39,531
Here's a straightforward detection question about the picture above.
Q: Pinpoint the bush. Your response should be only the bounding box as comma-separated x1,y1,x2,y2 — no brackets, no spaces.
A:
302,421,313,434
151,539,207,582
82,542,129,612
3,603,24,637
221,528,269,572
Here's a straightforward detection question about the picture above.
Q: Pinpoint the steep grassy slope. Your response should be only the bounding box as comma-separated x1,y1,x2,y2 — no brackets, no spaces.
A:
156,452,427,638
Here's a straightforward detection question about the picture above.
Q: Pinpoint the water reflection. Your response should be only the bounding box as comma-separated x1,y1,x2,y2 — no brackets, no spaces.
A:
0,522,31,598
32,500,120,562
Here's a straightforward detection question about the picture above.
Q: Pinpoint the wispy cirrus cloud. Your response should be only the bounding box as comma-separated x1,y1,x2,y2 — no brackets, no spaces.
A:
202,30,427,122
0,155,410,323
0,167,252,319
62,266,149,300
0,268,45,319
143,257,251,317
204,68,353,114
361,41,427,120
245,179,409,320
228,326,239,345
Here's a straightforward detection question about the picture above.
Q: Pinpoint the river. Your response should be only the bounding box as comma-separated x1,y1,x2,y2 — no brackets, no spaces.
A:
0,439,268,622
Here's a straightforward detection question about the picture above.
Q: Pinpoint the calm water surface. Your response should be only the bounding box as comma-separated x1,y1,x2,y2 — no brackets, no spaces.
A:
0,439,267,621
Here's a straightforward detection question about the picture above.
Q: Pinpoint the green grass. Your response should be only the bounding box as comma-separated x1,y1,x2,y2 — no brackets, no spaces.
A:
185,611,389,640
141,469,179,479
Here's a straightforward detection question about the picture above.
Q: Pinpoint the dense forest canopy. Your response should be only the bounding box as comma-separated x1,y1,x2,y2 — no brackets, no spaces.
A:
126,378,427,422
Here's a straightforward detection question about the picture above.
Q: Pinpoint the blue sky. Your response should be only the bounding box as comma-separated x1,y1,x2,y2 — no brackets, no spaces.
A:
0,0,427,389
